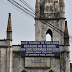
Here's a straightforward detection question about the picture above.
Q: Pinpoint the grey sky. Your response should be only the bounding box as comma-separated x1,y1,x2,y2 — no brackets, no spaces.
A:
0,0,72,62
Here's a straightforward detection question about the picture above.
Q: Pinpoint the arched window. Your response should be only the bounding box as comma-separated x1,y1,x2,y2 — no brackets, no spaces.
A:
21,70,27,72
49,70,54,72
46,29,52,41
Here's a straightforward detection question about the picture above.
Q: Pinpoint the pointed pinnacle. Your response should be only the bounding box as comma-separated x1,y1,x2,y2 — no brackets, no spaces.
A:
64,21,69,37
7,13,12,31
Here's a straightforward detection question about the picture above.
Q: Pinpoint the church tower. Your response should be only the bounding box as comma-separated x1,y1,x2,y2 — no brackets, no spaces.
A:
35,0,70,72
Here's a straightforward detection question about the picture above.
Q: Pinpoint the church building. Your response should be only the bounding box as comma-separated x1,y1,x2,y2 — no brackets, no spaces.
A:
0,0,70,72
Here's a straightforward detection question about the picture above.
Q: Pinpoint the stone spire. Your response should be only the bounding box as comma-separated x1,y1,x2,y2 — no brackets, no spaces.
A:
64,21,69,45
64,21,68,36
35,0,40,18
7,13,12,40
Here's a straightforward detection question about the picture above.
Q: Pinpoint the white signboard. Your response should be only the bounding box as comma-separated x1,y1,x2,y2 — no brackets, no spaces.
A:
25,57,50,67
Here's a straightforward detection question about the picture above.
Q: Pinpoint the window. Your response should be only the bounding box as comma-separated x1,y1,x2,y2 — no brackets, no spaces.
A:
46,29,53,41
46,34,51,41
21,70,27,72
49,70,54,72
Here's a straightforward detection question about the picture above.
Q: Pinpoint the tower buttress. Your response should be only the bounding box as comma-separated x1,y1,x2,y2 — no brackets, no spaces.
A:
7,13,12,41
35,0,40,18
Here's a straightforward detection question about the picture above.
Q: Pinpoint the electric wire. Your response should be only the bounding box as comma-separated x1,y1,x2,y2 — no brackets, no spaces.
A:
19,0,65,36
0,0,72,66
2,0,72,40
1,0,71,40
8,0,34,18
0,0,30,17
19,0,72,39
9,0,63,36
20,0,35,13
12,0,35,15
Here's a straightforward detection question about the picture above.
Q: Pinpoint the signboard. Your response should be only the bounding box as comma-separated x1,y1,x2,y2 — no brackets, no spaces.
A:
25,57,50,68
21,41,59,56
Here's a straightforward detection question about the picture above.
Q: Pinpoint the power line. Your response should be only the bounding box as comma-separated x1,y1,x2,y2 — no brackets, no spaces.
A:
8,0,34,18
19,0,64,36
20,0,35,13
12,0,35,15
14,0,63,36
1,0,72,39
0,0,35,19
0,0,27,15
7,0,72,40
19,0,72,39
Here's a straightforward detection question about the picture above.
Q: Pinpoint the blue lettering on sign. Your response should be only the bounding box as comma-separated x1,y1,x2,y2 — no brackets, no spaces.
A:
21,41,60,56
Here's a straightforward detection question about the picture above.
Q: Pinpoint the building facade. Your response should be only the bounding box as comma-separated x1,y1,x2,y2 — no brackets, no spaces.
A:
0,0,70,72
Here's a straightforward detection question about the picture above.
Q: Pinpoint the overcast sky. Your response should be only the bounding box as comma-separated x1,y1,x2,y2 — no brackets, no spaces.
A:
0,0,72,62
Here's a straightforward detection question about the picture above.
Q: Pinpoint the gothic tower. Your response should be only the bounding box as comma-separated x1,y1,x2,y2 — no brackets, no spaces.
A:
35,0,70,72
